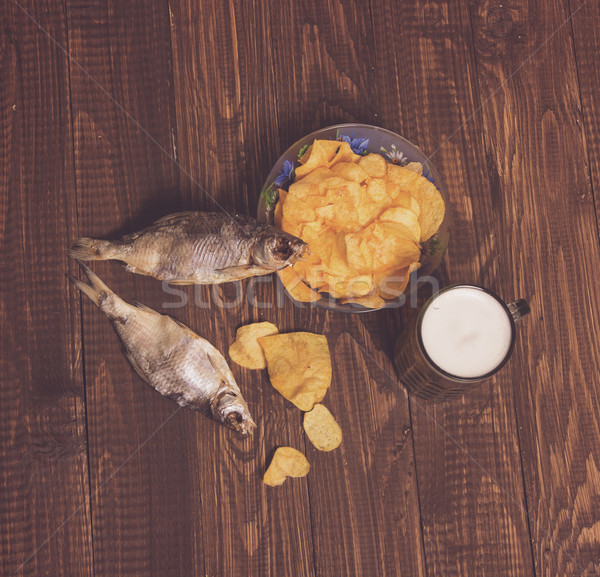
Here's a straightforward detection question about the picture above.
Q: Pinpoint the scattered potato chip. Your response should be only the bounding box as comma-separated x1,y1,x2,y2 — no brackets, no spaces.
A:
303,404,342,451
277,266,321,303
259,332,331,411
273,138,445,303
263,447,310,486
228,322,279,369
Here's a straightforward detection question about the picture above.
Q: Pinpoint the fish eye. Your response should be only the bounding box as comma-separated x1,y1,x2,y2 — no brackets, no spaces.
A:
227,412,244,425
271,237,294,261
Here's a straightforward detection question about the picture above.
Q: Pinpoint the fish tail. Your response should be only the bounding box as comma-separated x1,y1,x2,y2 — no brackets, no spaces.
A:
68,262,114,307
68,237,114,261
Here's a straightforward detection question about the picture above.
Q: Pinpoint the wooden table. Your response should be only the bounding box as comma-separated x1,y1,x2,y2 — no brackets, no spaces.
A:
3,1,600,575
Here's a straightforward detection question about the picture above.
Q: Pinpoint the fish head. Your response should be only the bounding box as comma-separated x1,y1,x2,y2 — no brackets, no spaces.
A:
212,387,256,437
254,231,308,269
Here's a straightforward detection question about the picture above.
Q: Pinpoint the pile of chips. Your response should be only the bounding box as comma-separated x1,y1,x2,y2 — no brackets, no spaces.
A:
274,139,446,308
228,323,342,486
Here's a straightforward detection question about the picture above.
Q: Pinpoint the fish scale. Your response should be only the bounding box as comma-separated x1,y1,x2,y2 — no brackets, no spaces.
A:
69,211,308,285
69,263,256,436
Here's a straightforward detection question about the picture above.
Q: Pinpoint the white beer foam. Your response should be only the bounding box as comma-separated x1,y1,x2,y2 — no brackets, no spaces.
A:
420,287,512,379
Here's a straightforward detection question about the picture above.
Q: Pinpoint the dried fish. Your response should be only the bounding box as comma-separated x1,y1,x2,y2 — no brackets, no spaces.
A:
69,211,307,284
69,263,256,436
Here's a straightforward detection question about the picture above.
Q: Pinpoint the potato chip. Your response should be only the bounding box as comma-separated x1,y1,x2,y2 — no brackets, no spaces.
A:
303,404,342,451
386,165,444,241
259,332,332,411
342,293,386,309
295,140,341,179
375,262,420,300
273,189,287,228
329,141,358,166
282,194,315,224
410,196,421,218
279,204,305,235
320,176,349,191
301,223,336,264
304,195,331,209
229,322,279,369
277,266,321,303
324,180,362,204
332,233,364,272
386,181,409,204
344,233,373,273
357,153,388,177
379,207,421,242
358,221,421,271
330,161,369,183
288,181,319,200
314,204,335,223
405,161,423,174
323,272,374,299
297,166,334,185
366,177,388,203
263,447,310,486
294,259,326,289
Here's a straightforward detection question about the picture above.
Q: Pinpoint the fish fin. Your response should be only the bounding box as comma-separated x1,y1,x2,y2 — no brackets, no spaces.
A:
132,300,156,313
68,262,114,307
172,317,201,339
153,212,196,226
215,264,261,279
122,347,149,383
206,349,230,383
166,279,195,285
68,237,112,261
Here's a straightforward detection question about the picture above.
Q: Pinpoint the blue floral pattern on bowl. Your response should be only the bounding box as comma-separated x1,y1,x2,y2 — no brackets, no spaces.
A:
258,123,449,312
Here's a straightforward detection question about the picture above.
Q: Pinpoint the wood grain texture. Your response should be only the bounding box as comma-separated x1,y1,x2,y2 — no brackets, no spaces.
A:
0,1,92,576
304,328,425,577
369,1,535,575
469,0,600,574
269,0,379,147
66,1,197,576
168,2,316,575
570,0,600,235
268,1,427,575
3,0,600,576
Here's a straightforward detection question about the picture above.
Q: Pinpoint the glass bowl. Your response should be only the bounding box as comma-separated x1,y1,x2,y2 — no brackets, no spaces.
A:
257,123,449,312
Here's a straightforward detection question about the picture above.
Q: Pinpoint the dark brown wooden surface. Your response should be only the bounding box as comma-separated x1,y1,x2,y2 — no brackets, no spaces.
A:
2,0,599,576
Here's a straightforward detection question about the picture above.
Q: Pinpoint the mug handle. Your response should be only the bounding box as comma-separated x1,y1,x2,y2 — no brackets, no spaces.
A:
507,299,530,322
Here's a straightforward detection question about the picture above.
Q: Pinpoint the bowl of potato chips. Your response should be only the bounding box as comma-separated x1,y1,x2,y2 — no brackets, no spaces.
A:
258,124,449,311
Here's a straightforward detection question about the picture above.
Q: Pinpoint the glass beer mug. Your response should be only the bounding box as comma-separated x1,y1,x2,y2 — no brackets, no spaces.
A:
394,285,530,401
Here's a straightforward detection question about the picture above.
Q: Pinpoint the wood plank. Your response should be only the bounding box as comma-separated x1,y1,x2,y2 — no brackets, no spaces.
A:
570,0,600,233
0,2,93,576
65,1,204,576
168,1,316,575
369,1,536,576
469,0,600,574
269,0,380,148
267,1,428,575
